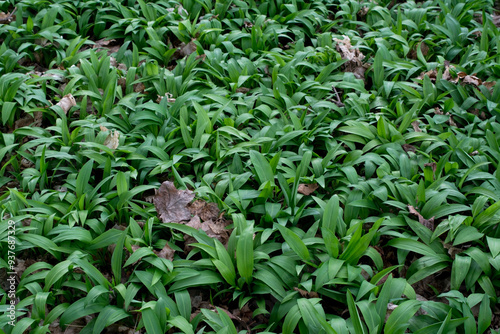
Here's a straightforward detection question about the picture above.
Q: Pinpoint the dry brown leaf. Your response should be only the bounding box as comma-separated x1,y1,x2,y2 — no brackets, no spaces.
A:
180,41,197,57
155,243,175,261
55,94,76,114
483,81,496,91
408,205,435,231
297,183,319,195
402,144,416,153
153,181,195,223
14,111,42,129
463,74,482,87
188,200,220,222
236,87,250,94
333,36,368,81
93,38,121,55
418,69,437,81
294,287,319,298
493,14,500,28
434,107,443,115
0,8,16,24
134,82,145,93
411,120,422,132
100,125,120,149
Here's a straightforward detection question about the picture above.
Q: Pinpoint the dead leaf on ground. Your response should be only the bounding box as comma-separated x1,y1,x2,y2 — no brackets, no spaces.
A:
93,38,121,55
333,36,369,81
154,243,175,261
411,120,422,132
153,181,195,223
493,14,500,28
14,111,42,129
297,183,319,195
483,81,496,92
418,69,437,81
134,82,145,93
184,214,231,247
236,87,250,94
294,287,319,298
434,107,443,115
100,125,120,149
462,74,482,86
402,144,416,153
188,200,220,222
408,205,435,231
55,94,76,114
180,41,197,57
156,92,176,103
0,8,16,24
409,42,429,60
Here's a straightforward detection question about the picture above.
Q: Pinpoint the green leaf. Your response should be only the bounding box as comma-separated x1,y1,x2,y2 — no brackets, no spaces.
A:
384,300,421,334
276,224,311,262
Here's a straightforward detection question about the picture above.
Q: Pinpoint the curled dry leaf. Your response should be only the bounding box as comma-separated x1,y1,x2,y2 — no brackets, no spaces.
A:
408,205,435,231
184,214,231,247
100,125,120,149
333,35,368,81
297,183,319,195
411,120,422,132
153,181,195,223
156,92,176,103
55,94,77,114
294,287,319,298
0,8,16,24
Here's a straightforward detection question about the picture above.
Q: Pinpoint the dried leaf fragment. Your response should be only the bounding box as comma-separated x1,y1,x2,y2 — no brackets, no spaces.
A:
100,125,120,149
155,243,175,261
298,183,319,195
294,287,319,298
333,35,368,81
408,205,435,231
0,8,16,24
153,181,195,223
180,41,197,57
411,120,422,132
55,94,76,114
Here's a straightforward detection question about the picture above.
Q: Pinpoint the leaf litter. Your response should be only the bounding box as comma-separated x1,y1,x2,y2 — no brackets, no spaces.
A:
153,181,231,248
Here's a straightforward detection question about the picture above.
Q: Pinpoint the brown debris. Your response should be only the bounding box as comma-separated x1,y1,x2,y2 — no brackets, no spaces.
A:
179,41,197,57
411,120,422,132
153,181,195,223
184,213,231,247
417,69,437,81
14,111,42,129
55,94,76,114
297,183,319,195
0,8,16,24
156,92,176,103
93,38,121,55
409,42,429,60
154,243,175,261
133,82,145,93
100,125,120,150
188,200,220,222
333,36,369,81
402,144,416,153
407,205,435,231
294,287,319,298
236,87,250,94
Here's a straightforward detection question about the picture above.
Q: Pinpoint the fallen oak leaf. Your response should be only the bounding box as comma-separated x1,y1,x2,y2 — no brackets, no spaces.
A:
407,205,435,231
297,183,319,195
153,181,195,223
0,8,16,24
155,243,175,261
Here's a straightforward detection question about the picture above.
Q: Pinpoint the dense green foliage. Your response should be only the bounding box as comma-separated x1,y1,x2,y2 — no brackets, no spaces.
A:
1,0,500,332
